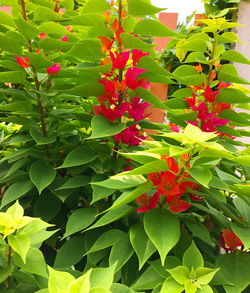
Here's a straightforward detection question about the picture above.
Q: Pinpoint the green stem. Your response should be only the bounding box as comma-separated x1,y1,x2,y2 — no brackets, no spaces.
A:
207,35,217,87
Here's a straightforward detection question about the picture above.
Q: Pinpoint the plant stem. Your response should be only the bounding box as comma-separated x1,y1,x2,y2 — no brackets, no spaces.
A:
20,0,27,20
207,35,217,87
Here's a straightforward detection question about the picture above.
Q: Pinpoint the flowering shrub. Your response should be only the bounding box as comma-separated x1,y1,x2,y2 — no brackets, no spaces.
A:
0,0,249,293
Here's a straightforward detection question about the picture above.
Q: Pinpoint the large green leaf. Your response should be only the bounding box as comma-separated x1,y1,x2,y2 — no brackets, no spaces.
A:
64,208,99,238
29,161,56,194
15,16,39,41
90,264,116,290
128,0,165,16
57,175,90,190
231,223,250,250
133,19,180,38
218,64,250,85
58,147,97,168
121,33,155,52
67,82,104,97
173,65,205,86
216,253,250,293
216,88,250,104
160,277,184,293
135,87,166,109
92,175,146,189
0,34,22,55
1,179,34,208
67,39,104,60
81,0,110,13
221,50,250,64
129,223,156,270
0,11,15,27
144,209,180,265
72,13,105,26
26,52,52,70
187,166,212,187
8,234,30,263
88,116,125,139
0,71,26,84
33,6,64,21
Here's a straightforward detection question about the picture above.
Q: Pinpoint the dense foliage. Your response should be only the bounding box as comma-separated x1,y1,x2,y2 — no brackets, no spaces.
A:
0,0,250,292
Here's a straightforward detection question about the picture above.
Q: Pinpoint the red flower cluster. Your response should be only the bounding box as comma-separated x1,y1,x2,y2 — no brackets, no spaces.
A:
220,229,243,252
94,14,151,146
185,82,232,134
137,155,199,213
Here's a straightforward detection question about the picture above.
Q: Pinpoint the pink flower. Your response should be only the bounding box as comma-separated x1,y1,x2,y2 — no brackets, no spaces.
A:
99,78,116,101
15,56,31,68
129,97,151,121
132,49,150,66
38,33,47,39
47,63,61,75
201,117,229,132
125,68,150,90
204,86,217,103
94,102,130,122
110,51,130,69
61,35,68,42
169,123,180,132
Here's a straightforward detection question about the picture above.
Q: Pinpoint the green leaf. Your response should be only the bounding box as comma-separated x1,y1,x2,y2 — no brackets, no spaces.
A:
26,52,52,70
107,181,152,211
48,267,75,293
128,0,165,16
87,229,125,254
0,11,15,27
8,234,30,263
133,19,180,38
109,234,134,272
173,65,205,86
72,13,105,26
181,39,208,52
216,88,250,104
111,283,135,293
217,32,242,44
54,235,85,268
218,64,250,85
57,175,90,190
233,197,250,223
231,223,250,250
216,253,250,293
88,116,125,139
0,265,14,283
183,241,204,270
39,22,69,35
30,128,56,145
184,279,197,293
90,264,116,290
187,166,212,187
67,82,104,97
221,50,250,64
144,208,180,265
29,161,56,194
34,192,61,221
121,33,154,51
167,266,190,285
0,33,22,55
33,6,64,21
220,109,250,125
67,39,104,61
81,0,110,13
137,56,172,77
135,87,166,109
160,277,184,293
87,205,134,231
171,88,193,98
92,175,146,189
129,223,156,270
14,247,48,278
89,288,111,293
1,179,34,208
64,208,98,238
15,16,39,41
0,71,26,84
196,267,219,285
58,147,97,168
184,52,208,64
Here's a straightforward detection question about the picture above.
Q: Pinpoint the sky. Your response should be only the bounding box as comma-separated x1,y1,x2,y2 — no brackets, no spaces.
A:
151,0,205,23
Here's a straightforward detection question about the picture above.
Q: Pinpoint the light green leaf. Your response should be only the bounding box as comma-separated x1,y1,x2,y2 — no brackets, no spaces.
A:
0,71,26,84
216,88,250,104
29,161,56,194
135,87,166,109
48,267,75,293
57,175,90,190
90,264,116,290
183,241,204,270
0,33,22,55
72,13,105,26
64,208,98,238
160,277,184,293
81,0,110,13
128,0,165,16
167,266,190,285
121,33,154,51
33,6,64,21
15,16,39,40
231,223,250,250
68,270,91,293
144,208,180,265
187,166,212,187
196,267,220,285
8,234,30,263
221,50,250,65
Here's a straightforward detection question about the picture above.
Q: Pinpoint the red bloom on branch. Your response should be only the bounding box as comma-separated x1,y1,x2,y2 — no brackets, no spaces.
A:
136,192,160,213
125,68,150,90
110,51,130,69
220,229,243,252
61,35,68,42
99,78,116,101
38,33,47,39
98,36,114,53
94,102,130,122
132,49,150,66
15,56,31,68
129,97,151,121
47,63,61,75
114,124,147,146
204,86,217,103
166,197,192,213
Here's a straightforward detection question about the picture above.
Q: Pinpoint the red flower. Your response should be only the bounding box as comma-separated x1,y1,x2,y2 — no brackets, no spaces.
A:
65,26,73,33
166,197,192,213
15,56,31,68
132,49,150,66
204,86,217,103
114,124,147,146
47,63,61,75
110,51,130,69
213,102,231,114
129,97,151,121
38,33,47,39
161,155,179,174
136,192,160,213
125,68,150,90
148,172,162,186
157,172,180,197
218,82,230,89
185,94,196,108
61,35,68,42
220,229,243,252
98,36,114,53
201,117,229,132
170,123,180,132
94,102,130,122
99,78,116,101
116,27,125,44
